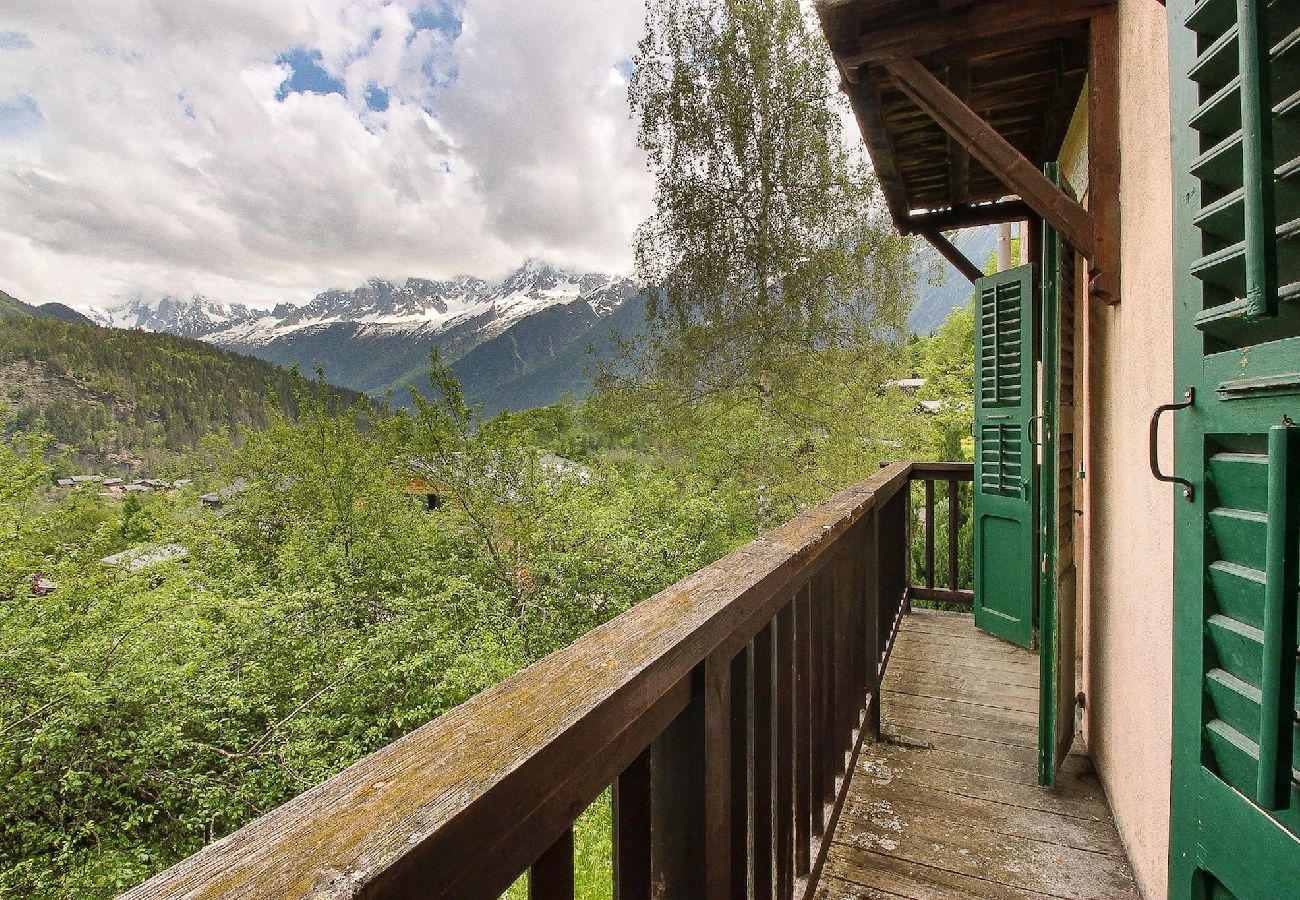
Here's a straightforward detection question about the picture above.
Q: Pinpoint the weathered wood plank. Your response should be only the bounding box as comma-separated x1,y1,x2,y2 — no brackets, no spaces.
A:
858,738,1098,796
833,802,1138,900
885,658,1041,690
886,688,1040,727
821,610,1140,900
883,700,1039,750
841,782,1123,856
822,847,1065,900
881,726,1088,777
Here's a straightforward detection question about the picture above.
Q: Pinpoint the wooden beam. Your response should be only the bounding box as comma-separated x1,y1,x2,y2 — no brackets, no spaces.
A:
882,56,1096,259
908,200,1033,232
1088,10,1121,304
919,228,983,284
842,71,911,230
947,61,971,205
839,0,1115,68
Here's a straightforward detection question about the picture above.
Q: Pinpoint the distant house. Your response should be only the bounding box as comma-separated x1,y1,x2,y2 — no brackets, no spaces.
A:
883,376,926,391
54,478,74,488
199,478,248,510
100,544,188,571
102,478,123,488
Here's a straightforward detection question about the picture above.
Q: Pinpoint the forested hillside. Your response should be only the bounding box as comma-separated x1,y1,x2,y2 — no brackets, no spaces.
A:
0,313,365,472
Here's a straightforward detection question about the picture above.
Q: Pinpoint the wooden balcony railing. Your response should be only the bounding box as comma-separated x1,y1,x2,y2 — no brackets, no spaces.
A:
906,461,975,607
121,461,973,900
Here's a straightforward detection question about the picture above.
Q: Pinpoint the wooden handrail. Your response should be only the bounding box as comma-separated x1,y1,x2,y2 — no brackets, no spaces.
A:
121,462,917,900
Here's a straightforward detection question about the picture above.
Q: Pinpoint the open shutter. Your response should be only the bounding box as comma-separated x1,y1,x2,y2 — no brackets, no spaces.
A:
973,264,1037,650
1169,1,1300,897
1038,163,1079,787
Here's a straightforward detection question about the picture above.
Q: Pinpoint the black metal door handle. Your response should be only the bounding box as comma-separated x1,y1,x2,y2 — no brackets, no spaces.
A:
1150,387,1195,501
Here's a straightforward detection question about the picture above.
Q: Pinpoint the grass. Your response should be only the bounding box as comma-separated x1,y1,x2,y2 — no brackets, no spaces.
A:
503,790,612,899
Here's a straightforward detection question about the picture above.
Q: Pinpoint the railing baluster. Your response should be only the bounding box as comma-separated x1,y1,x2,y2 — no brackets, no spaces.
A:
924,478,936,590
529,826,574,900
850,526,865,736
650,683,704,893
948,479,960,592
613,749,651,900
775,602,795,899
793,584,812,875
809,574,826,838
729,645,750,900
752,625,774,897
835,548,853,764
704,650,732,900
903,477,914,613
863,509,882,741
819,567,836,806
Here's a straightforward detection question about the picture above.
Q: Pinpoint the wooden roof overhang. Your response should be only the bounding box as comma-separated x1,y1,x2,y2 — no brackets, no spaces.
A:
818,0,1118,291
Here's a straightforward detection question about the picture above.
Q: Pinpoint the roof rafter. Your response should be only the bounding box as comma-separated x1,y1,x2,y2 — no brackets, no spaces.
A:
882,56,1095,258
838,0,1115,70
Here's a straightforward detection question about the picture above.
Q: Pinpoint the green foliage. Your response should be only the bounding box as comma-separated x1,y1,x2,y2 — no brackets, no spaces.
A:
630,0,913,385
914,302,975,461
611,0,918,530
0,315,365,473
0,362,755,896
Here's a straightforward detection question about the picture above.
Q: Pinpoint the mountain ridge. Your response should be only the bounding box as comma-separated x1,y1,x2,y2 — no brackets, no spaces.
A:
85,262,647,416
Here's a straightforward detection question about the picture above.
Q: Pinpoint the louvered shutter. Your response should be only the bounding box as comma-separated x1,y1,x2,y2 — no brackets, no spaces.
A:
1169,1,1300,896
973,264,1037,650
1038,162,1079,788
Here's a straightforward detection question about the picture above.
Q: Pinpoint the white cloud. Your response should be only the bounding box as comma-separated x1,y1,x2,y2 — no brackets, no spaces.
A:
0,0,651,309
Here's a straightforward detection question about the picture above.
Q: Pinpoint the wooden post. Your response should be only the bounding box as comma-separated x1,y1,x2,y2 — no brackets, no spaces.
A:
775,603,795,899
948,480,960,592
752,625,774,896
728,647,749,900
924,479,936,591
650,679,705,894
529,827,574,900
864,510,882,742
703,651,732,900
920,228,983,283
1088,8,1121,304
793,585,812,874
613,750,651,900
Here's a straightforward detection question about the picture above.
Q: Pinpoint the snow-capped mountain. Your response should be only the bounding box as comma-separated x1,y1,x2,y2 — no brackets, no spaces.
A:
90,262,647,416
88,295,260,340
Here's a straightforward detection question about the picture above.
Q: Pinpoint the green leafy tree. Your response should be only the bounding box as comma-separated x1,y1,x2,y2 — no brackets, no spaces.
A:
629,0,912,392
608,0,915,527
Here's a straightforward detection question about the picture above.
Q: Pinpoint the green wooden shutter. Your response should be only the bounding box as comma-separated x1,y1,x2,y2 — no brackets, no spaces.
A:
973,264,1037,650
1038,163,1079,788
1169,1,1300,896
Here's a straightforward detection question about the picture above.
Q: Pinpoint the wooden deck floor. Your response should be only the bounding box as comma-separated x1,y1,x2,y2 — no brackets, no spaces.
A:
816,609,1141,900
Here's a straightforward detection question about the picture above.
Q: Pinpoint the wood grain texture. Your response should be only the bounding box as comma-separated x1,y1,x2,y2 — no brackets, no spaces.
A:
818,610,1140,900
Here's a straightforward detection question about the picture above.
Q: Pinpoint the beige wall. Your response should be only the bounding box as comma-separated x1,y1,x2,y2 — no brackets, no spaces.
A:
1061,2,1175,897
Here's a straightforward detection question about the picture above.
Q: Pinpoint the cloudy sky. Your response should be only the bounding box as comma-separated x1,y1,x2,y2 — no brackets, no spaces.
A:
0,0,651,310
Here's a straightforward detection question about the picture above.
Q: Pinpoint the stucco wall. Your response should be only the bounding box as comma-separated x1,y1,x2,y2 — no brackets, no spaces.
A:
1067,2,1175,897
